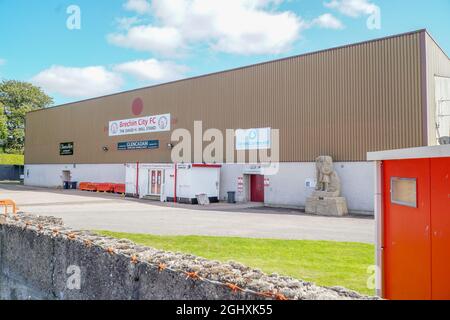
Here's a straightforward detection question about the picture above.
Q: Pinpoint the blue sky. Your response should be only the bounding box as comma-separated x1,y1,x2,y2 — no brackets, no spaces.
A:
0,0,449,106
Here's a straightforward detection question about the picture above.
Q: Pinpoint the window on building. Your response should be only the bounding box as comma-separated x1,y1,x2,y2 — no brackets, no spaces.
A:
391,177,417,208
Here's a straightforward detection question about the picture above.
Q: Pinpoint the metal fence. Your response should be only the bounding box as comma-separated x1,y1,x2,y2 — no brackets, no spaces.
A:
0,165,24,181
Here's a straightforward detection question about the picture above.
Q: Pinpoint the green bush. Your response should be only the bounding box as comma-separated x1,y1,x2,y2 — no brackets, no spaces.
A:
0,153,24,165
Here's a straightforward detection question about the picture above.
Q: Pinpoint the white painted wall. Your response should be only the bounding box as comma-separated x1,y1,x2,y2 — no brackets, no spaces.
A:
25,162,374,213
334,162,375,213
125,163,174,199
263,162,316,208
220,162,374,213
218,164,250,202
426,34,450,145
435,76,450,140
24,164,126,188
125,163,220,200
174,167,220,199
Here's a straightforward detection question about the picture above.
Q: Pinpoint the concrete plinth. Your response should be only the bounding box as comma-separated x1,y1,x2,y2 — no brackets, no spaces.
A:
305,196,348,217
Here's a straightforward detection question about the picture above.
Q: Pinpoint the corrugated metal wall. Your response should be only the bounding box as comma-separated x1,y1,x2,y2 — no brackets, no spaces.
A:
25,31,425,164
425,33,450,145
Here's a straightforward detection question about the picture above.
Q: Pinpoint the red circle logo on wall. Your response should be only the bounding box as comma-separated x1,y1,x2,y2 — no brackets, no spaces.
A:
131,98,144,116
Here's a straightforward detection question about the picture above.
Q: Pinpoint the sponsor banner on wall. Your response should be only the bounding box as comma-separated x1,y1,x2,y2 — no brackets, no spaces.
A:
118,140,159,151
60,142,74,156
109,114,171,137
235,127,271,150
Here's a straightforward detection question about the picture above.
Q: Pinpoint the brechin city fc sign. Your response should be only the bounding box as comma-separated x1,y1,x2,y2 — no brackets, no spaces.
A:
109,114,171,137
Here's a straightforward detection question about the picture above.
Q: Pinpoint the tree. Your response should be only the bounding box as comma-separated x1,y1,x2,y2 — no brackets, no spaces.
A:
0,103,8,152
0,80,53,153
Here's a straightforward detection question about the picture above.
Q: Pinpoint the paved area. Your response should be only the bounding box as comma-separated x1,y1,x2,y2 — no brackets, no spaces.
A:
0,183,375,243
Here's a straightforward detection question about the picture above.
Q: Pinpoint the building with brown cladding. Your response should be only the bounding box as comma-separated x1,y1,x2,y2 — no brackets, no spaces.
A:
24,29,450,213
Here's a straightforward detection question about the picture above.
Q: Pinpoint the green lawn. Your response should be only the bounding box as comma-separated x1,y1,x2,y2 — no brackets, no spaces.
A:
0,153,24,165
96,231,375,295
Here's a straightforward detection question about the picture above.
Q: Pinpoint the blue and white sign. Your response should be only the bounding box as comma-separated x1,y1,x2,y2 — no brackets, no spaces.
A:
235,127,271,150
118,140,159,151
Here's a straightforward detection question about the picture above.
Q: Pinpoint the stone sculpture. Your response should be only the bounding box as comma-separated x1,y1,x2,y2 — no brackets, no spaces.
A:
315,156,341,195
306,156,348,217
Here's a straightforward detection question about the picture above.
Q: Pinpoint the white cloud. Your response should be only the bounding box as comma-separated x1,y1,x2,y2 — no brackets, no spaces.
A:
31,66,123,99
115,16,142,30
324,0,379,18
312,13,344,29
124,0,151,15
108,25,184,56
212,10,305,55
0,58,6,66
110,0,305,56
114,59,189,83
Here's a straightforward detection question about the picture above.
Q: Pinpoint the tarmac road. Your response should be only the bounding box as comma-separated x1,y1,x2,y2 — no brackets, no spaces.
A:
0,183,375,243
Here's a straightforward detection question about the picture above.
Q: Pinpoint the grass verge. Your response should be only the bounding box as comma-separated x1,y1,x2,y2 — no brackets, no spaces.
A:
0,153,24,165
96,231,375,295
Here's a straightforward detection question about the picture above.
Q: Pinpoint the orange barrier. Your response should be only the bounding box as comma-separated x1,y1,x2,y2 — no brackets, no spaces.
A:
84,183,99,192
114,184,126,194
79,182,91,191
79,182,99,191
79,182,125,194
97,183,114,193
0,199,17,215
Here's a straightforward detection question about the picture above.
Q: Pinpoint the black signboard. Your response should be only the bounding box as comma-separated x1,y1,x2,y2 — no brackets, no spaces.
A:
60,142,74,156
118,140,159,151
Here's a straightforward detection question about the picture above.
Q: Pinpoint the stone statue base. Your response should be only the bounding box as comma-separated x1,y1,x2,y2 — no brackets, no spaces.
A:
305,192,348,217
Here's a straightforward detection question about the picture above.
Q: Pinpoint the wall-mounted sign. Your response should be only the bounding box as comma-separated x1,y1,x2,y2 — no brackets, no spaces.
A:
236,127,271,150
305,178,317,189
60,142,74,156
109,113,171,137
177,164,191,170
118,140,159,151
243,164,263,175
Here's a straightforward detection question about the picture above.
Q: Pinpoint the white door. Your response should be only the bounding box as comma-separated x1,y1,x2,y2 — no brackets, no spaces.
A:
149,169,163,195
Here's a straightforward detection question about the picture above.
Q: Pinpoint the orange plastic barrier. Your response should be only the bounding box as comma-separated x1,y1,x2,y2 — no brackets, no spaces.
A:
80,182,124,194
84,183,99,192
114,184,126,194
97,183,114,193
79,182,91,191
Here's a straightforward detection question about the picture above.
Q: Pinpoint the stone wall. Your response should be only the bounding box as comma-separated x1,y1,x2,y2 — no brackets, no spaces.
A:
0,213,372,300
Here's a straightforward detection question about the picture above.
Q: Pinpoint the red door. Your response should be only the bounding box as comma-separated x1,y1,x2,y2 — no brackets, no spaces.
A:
383,159,431,300
431,157,450,299
250,175,265,203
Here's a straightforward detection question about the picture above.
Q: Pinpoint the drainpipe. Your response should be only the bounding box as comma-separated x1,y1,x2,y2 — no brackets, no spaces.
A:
174,163,178,203
136,161,139,198
374,160,384,298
